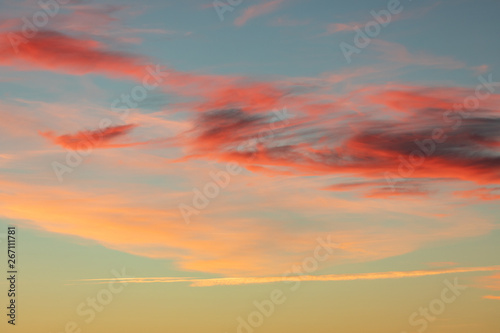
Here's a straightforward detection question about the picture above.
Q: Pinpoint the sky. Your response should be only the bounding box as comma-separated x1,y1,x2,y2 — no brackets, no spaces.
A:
0,0,499,332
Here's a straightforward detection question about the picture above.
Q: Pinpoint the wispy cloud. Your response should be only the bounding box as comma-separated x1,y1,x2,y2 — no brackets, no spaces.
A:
454,187,500,201
0,30,147,77
474,272,500,300
235,0,286,26
39,124,147,150
72,266,500,287
483,295,500,300
324,2,440,36
371,39,465,69
270,16,309,27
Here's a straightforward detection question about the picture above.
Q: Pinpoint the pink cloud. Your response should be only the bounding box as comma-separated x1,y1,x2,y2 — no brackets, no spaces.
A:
454,187,500,201
270,16,309,27
234,0,286,27
371,39,465,69
325,22,360,35
324,2,440,36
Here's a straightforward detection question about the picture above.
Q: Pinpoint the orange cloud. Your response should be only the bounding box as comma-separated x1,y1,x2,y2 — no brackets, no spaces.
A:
483,295,500,300
0,169,495,277
72,265,500,287
476,273,500,300
477,273,500,290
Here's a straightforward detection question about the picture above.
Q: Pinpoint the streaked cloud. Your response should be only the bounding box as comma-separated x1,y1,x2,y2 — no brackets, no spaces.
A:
483,295,500,300
72,265,500,287
40,124,143,150
234,0,286,26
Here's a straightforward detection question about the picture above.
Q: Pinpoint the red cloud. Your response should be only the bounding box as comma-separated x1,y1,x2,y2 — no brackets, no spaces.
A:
40,124,144,150
179,85,500,197
0,27,497,200
0,30,294,114
0,30,148,79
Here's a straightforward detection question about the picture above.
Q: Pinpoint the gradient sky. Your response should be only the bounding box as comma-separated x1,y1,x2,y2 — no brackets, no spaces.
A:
0,0,499,332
